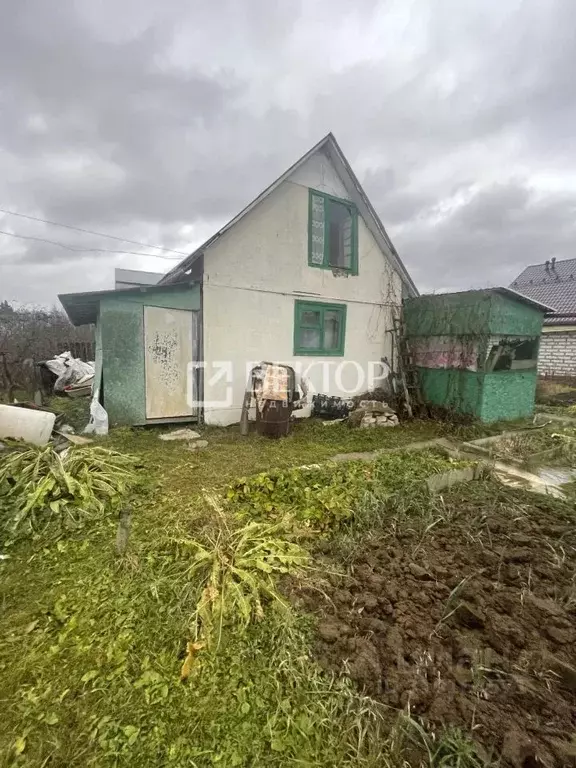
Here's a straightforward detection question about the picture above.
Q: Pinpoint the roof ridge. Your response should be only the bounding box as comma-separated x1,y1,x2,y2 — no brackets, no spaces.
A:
159,133,418,296
517,256,576,271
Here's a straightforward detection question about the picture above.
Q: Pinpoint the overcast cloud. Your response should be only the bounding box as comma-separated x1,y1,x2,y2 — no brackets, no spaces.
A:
1,0,576,305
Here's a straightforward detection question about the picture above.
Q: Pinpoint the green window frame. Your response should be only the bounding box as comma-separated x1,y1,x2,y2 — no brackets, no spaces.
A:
293,300,347,356
308,189,358,274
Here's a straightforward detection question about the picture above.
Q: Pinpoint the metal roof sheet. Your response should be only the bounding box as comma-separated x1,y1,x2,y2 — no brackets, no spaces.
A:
59,281,195,326
514,257,576,285
510,260,576,317
510,279,576,315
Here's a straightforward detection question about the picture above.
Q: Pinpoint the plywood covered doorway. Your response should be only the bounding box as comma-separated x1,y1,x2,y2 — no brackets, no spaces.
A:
144,306,195,419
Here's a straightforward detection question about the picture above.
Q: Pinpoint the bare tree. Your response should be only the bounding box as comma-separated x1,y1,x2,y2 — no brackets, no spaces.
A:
0,302,94,401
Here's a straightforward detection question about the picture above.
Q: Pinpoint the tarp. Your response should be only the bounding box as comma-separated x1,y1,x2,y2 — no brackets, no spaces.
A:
44,352,95,392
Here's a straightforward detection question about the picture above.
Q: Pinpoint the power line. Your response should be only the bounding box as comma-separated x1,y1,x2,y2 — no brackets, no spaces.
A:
0,207,189,257
0,229,182,259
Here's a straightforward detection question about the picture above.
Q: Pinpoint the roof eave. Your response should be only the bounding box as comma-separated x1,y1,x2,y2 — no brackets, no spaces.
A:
495,286,556,313
324,135,418,298
59,280,197,326
160,132,418,296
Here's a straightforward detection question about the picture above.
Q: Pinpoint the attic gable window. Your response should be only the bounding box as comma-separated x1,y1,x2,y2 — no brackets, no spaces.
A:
308,189,358,274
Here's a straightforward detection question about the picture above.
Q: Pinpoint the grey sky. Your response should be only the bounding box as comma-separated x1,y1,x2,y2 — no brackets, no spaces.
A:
1,0,575,305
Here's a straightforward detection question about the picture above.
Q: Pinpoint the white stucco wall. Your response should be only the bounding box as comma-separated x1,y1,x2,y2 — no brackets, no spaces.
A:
201,149,403,425
288,152,351,200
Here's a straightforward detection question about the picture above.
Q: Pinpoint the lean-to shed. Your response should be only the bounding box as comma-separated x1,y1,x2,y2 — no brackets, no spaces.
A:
403,288,552,422
59,282,201,426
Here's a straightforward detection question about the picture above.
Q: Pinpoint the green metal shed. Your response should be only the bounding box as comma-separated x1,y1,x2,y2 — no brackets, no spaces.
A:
59,282,201,426
403,288,552,422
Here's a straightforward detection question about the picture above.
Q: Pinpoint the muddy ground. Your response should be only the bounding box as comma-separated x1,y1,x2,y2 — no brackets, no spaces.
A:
291,482,576,767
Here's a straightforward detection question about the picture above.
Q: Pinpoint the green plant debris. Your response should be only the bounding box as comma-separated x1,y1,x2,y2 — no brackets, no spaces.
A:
0,446,142,545
226,450,470,530
482,426,576,465
175,495,309,648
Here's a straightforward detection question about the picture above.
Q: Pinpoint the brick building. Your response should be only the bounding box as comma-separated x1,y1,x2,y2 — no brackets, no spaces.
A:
510,257,576,377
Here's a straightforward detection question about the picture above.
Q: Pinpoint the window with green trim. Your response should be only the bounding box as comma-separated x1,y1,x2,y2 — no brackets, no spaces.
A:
308,189,358,273
294,300,347,356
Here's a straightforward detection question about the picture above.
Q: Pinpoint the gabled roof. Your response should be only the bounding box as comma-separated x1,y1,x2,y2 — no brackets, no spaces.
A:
160,132,418,297
513,257,576,285
510,257,576,321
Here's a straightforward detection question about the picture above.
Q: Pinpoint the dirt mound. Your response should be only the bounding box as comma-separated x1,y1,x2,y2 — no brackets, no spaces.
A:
292,482,576,767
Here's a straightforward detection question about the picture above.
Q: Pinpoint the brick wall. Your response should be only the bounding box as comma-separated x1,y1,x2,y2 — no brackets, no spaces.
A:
538,331,576,376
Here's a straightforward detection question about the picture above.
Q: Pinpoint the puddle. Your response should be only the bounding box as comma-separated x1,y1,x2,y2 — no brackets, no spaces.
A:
534,465,576,485
493,459,575,498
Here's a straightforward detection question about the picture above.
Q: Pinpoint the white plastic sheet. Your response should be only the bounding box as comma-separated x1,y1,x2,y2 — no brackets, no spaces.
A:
44,352,70,378
83,392,109,436
45,352,95,392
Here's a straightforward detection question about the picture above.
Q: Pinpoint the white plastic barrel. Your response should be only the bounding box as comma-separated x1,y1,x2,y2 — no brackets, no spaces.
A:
0,405,56,446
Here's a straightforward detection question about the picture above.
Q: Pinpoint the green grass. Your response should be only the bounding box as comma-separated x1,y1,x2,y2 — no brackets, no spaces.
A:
47,395,91,433
0,418,504,766
104,417,519,499
0,527,388,766
225,449,469,532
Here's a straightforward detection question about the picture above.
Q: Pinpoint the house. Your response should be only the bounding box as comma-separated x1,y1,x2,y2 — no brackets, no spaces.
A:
403,288,551,422
510,257,576,377
59,133,417,426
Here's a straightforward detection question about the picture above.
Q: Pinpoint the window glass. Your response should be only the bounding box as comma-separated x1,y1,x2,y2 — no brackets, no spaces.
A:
300,328,321,349
328,201,353,269
294,300,346,356
308,190,357,273
301,310,321,326
323,310,341,349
